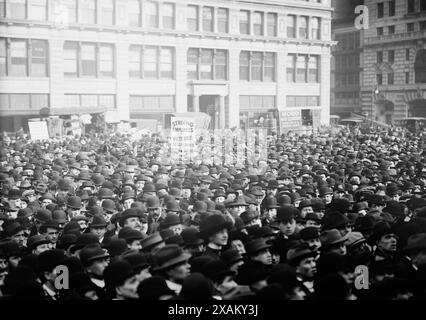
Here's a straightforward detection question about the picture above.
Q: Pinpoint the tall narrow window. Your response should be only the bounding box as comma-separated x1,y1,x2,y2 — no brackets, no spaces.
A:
144,47,158,78
202,7,213,32
406,49,410,61
377,74,383,85
311,17,320,40
64,41,78,77
308,56,319,83
0,0,5,18
296,55,307,82
377,51,383,63
10,39,27,76
388,25,395,34
239,51,250,81
0,38,6,76
160,47,173,79
406,72,410,84
377,2,384,18
80,0,96,24
64,0,77,23
10,0,26,19
422,0,426,11
81,43,96,77
299,16,308,39
407,23,414,32
408,0,415,13
388,73,394,85
100,0,114,25
187,48,198,79
388,50,395,63
128,0,141,27
145,1,158,28
129,45,141,78
200,49,213,80
377,27,384,36
30,0,47,21
389,1,395,16
31,40,48,77
215,50,227,80
240,10,249,35
267,13,277,37
286,54,295,82
187,6,198,31
162,3,174,29
253,12,263,36
251,52,262,81
217,8,228,33
287,15,296,38
100,44,114,77
264,52,275,81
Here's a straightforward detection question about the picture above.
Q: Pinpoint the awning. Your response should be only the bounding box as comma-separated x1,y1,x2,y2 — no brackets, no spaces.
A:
50,106,109,115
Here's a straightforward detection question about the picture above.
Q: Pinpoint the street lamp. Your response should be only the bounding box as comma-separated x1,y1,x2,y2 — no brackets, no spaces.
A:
371,85,380,123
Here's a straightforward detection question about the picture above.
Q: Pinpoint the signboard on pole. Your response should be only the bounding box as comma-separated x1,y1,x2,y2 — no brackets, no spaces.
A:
28,121,50,141
279,110,302,131
170,117,196,163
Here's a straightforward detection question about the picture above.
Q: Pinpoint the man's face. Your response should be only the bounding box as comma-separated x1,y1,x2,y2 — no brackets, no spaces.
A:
90,227,107,239
136,181,145,192
300,206,313,218
27,193,37,203
210,229,228,246
255,195,264,205
231,239,246,255
89,258,109,276
124,217,142,231
33,243,50,255
297,257,317,279
378,234,398,252
323,194,333,204
167,262,191,281
169,224,183,236
253,249,272,265
123,199,134,210
128,240,142,251
279,219,296,236
181,188,191,199
215,196,225,204
117,275,140,299
328,243,347,256
44,228,59,243
264,208,277,221
303,238,321,251
12,231,27,247
77,220,88,231
200,183,210,190
157,189,168,198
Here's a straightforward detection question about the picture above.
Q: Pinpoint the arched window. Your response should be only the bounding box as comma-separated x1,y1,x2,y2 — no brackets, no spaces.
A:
415,49,426,83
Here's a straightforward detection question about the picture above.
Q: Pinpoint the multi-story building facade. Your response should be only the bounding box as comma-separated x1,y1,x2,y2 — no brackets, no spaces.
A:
361,0,426,124
0,0,333,132
331,0,364,118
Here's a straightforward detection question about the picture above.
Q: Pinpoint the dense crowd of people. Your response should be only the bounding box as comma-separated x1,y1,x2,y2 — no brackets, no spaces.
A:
0,125,425,300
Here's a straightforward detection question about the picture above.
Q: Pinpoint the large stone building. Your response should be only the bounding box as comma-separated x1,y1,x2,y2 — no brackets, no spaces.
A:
0,0,333,132
361,0,426,123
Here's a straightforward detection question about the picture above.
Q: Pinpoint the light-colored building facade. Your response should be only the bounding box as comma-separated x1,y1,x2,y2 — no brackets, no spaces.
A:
0,0,333,132
361,0,426,124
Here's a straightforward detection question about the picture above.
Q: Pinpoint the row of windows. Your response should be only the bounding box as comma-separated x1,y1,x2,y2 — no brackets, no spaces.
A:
286,54,320,83
130,95,174,111
377,1,395,18
0,93,49,109
334,33,361,51
408,0,426,13
0,1,323,40
286,96,320,107
129,45,173,79
334,54,360,70
377,25,395,36
377,49,411,64
334,92,359,106
64,94,115,109
239,96,276,110
239,52,276,82
187,48,227,81
378,21,426,36
335,73,360,88
376,71,421,85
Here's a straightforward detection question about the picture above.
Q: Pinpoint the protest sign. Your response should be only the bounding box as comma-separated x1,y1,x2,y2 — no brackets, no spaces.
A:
28,121,50,141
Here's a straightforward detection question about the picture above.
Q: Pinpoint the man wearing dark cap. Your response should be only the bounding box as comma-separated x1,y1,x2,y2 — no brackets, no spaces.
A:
104,259,140,300
272,206,299,263
286,244,318,296
38,249,67,300
80,244,110,290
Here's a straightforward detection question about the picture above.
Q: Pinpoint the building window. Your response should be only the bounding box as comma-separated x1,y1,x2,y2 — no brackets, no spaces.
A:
267,13,277,37
422,0,426,11
144,46,158,78
299,16,308,39
286,96,319,107
406,72,410,84
100,0,114,25
200,49,213,80
406,48,410,61
251,52,262,81
240,10,249,35
308,56,319,83
187,48,198,80
239,51,250,81
296,55,307,82
129,45,141,78
10,94,30,110
407,23,414,32
421,21,426,30
253,12,263,36
30,0,47,21
287,54,296,82
145,1,158,28
130,95,174,112
377,74,383,85
80,0,96,24
408,0,415,12
377,51,383,63
0,0,5,18
215,50,227,80
388,73,394,85
65,94,115,110
388,50,395,63
63,0,77,23
31,39,48,76
377,27,384,36
99,44,114,77
389,1,395,16
217,8,228,33
128,0,141,27
415,49,426,83
311,17,320,40
10,0,26,19
160,47,173,79
287,15,296,38
10,39,27,76
187,5,198,31
264,52,275,81
0,38,6,76
64,41,78,77
388,26,395,34
202,7,213,32
81,43,96,76
377,2,384,18
162,3,174,29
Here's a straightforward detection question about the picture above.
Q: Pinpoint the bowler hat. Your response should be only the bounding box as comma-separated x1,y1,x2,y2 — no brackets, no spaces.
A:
152,244,191,271
140,232,164,252
69,233,100,254
104,260,135,289
240,210,259,225
403,233,426,253
165,201,180,213
89,215,108,229
122,251,150,271
164,214,181,228
322,211,350,231
299,227,320,241
201,260,234,283
27,235,51,251
286,244,317,266
102,199,117,214
262,196,280,209
245,238,271,256
181,227,204,247
105,238,128,257
193,201,208,214
52,210,67,224
67,196,82,210
38,249,66,272
276,206,299,223
118,227,144,241
221,248,244,267
79,244,110,267
146,196,161,209
137,276,175,300
320,229,348,249
119,208,141,226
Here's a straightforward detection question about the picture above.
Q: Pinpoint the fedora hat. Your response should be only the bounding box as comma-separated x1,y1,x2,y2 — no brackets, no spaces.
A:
221,248,244,267
181,227,204,247
118,227,144,242
246,238,271,256
226,196,249,208
68,233,100,254
201,260,234,283
299,226,320,241
240,209,259,225
152,244,191,272
164,214,182,227
165,200,180,213
262,196,280,209
89,215,108,229
198,214,233,239
101,199,118,214
320,229,348,249
140,232,164,252
104,260,136,289
286,244,317,266
193,201,208,214
121,251,151,271
403,233,426,253
79,244,110,267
